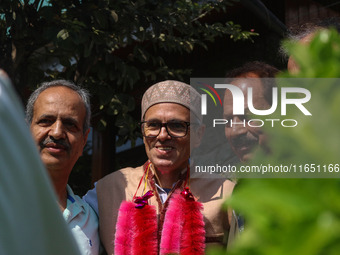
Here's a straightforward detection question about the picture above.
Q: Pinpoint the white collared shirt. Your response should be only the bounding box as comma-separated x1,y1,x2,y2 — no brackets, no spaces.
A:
64,185,100,255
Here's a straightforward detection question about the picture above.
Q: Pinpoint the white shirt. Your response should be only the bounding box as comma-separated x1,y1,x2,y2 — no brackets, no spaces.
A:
64,185,100,255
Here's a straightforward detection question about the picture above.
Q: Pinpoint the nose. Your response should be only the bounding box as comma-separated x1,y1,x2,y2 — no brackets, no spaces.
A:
229,116,247,137
157,126,171,141
49,120,66,139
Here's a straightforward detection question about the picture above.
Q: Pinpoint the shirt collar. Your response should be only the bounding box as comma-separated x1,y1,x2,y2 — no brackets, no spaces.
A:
63,185,85,222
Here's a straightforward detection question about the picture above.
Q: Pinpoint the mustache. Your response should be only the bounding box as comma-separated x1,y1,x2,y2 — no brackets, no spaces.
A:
41,137,70,150
230,134,258,147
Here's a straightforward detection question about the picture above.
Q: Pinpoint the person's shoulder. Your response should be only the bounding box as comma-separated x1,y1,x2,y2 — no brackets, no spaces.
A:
67,185,98,218
193,176,235,187
73,193,93,212
191,171,236,185
98,165,145,186
190,173,236,199
118,165,145,175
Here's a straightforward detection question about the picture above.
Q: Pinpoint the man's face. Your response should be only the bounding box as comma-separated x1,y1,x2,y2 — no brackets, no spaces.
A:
223,77,269,162
143,103,193,174
30,86,89,174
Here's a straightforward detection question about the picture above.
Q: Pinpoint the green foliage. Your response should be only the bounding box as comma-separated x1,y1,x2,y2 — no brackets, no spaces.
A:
210,29,340,255
282,29,340,78
0,0,256,148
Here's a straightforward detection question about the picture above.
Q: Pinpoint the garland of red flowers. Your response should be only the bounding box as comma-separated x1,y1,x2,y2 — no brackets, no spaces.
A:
114,161,205,255
160,168,205,255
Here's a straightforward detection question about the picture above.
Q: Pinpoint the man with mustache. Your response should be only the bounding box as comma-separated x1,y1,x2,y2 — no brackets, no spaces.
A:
26,80,99,255
1,72,83,255
85,80,238,254
224,61,279,162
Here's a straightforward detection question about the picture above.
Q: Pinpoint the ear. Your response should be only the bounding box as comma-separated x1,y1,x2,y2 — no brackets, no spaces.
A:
192,124,205,148
83,128,90,147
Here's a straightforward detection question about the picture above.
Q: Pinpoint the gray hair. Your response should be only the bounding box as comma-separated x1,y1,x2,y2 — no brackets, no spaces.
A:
25,80,91,133
280,17,340,60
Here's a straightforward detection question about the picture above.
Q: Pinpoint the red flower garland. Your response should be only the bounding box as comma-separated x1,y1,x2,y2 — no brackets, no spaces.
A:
114,163,205,255
115,200,158,255
160,190,185,254
114,201,135,254
180,190,205,255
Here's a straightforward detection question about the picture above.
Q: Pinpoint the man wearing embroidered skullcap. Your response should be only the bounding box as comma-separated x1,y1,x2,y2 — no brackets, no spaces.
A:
84,80,237,254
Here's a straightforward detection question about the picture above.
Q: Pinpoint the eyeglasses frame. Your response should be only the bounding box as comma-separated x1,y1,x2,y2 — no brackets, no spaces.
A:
140,120,191,138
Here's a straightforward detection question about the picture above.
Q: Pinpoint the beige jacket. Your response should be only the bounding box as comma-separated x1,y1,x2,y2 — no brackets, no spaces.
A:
96,163,237,254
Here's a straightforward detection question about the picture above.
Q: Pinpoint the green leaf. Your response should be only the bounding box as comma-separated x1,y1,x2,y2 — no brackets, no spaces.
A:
111,10,118,22
57,29,69,40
